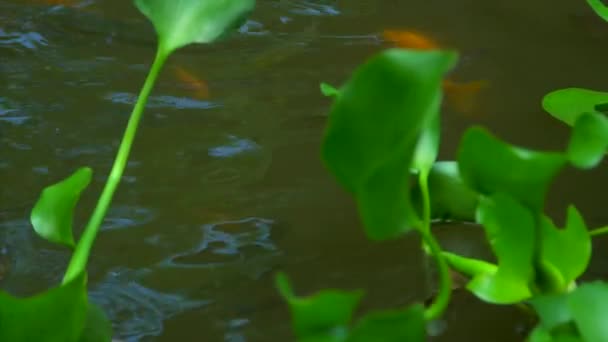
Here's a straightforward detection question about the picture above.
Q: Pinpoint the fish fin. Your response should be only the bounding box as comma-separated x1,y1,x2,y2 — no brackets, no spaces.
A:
443,79,489,117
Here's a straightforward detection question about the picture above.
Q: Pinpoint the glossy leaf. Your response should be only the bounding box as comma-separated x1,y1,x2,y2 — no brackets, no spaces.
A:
542,88,608,126
80,302,112,342
467,194,535,304
568,282,608,342
135,0,255,55
411,161,479,222
442,251,497,278
320,82,340,97
567,112,608,168
586,0,608,22
539,206,591,289
322,48,457,240
531,293,572,332
0,272,87,341
412,100,441,174
31,167,93,248
457,127,566,212
276,273,363,340
347,305,426,342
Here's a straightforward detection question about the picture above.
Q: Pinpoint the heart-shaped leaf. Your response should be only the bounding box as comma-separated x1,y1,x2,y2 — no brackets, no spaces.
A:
135,0,255,55
542,88,608,126
568,282,608,342
411,161,479,222
31,167,93,248
467,193,536,304
322,48,457,240
539,206,591,290
347,305,426,342
457,127,566,212
567,112,608,169
586,0,608,22
0,272,88,342
276,272,363,341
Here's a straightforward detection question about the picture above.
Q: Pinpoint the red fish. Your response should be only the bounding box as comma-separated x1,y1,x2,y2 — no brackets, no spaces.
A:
383,29,489,117
173,66,210,100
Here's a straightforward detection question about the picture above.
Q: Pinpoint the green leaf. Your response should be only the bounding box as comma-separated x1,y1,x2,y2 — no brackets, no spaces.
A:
321,48,457,240
412,101,441,174
567,112,608,169
531,293,572,331
542,88,608,126
135,0,255,55
568,282,608,342
320,82,340,97
442,251,497,278
539,206,591,289
0,272,88,341
276,272,363,340
457,127,566,212
347,305,426,342
467,194,535,304
31,167,93,248
79,302,112,342
586,0,608,22
412,161,479,222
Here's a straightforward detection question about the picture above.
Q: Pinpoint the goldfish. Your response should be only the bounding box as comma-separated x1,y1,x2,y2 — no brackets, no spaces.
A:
382,29,488,117
173,66,210,100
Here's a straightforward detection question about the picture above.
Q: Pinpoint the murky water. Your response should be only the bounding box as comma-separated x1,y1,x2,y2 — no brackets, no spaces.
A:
2,0,608,341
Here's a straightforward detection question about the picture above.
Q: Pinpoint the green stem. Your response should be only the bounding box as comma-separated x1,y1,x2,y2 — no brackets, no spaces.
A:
419,171,451,321
589,225,608,237
62,48,168,284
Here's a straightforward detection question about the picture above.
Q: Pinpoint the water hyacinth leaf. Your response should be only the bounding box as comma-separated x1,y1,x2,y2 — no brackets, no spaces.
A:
276,273,363,340
567,112,608,169
79,302,113,342
530,293,572,332
411,161,479,222
0,272,87,342
586,0,608,22
467,194,535,304
568,282,608,341
457,127,566,212
347,305,426,342
135,0,255,55
322,49,457,240
539,206,591,288
31,167,93,248
320,82,340,97
542,88,608,126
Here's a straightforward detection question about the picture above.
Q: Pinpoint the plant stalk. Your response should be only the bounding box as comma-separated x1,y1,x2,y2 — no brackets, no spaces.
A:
62,48,168,284
589,225,608,237
418,171,451,321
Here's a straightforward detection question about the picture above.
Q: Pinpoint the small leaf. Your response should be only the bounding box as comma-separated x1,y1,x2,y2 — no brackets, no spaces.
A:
322,48,457,240
79,302,112,342
530,293,572,331
347,305,426,342
467,194,536,304
31,167,93,248
135,0,255,55
276,273,363,340
586,0,608,22
542,88,608,126
567,112,608,168
568,282,608,342
539,206,591,289
412,101,441,175
411,161,479,222
457,127,566,212
442,251,497,278
320,82,340,97
0,272,88,342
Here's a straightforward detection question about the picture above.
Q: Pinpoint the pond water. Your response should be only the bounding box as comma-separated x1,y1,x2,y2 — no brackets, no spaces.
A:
2,0,608,341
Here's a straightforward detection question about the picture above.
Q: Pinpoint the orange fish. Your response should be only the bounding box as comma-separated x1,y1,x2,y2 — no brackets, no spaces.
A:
382,29,488,117
173,66,210,100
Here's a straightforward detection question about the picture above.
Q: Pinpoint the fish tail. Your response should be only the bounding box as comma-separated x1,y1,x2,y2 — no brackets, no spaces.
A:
443,79,489,117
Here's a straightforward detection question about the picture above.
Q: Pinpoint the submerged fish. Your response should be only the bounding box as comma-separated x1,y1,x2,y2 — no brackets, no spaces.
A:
173,66,210,100
383,29,489,117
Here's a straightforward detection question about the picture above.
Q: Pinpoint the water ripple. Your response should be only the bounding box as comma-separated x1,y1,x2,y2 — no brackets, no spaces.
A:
106,92,222,110
208,135,261,158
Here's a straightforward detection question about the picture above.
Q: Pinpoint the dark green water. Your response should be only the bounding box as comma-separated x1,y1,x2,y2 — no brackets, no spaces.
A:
2,0,608,341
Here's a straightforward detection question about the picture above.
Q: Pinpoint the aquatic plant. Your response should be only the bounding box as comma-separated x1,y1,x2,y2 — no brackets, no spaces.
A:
276,0,608,341
0,0,254,340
